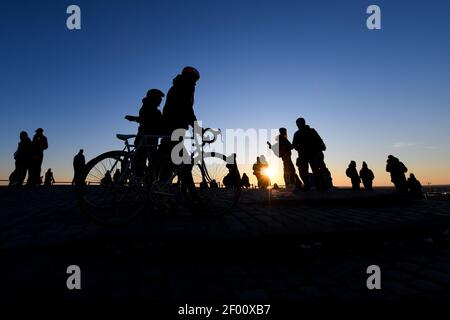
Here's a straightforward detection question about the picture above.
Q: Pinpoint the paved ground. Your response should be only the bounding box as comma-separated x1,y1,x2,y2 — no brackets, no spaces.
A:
1,186,450,302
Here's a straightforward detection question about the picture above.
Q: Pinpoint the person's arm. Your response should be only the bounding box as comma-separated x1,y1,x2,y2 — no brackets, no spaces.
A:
125,115,140,122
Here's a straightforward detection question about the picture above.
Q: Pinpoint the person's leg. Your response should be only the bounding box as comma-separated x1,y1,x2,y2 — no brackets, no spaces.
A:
297,157,310,190
37,154,43,184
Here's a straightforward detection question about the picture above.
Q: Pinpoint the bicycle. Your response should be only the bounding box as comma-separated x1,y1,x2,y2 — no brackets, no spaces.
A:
76,118,241,226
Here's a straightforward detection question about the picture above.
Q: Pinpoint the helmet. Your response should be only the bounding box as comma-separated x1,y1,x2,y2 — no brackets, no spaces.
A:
182,66,200,80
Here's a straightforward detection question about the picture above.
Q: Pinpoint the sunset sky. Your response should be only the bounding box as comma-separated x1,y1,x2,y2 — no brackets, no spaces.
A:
1,0,450,186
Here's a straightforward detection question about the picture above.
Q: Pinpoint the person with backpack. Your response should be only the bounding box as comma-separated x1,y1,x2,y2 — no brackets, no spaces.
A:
359,161,374,191
386,155,408,192
292,118,332,191
268,127,301,188
346,160,361,190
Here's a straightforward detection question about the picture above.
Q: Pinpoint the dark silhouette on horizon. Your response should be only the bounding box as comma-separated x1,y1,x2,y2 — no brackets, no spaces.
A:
268,127,302,189
223,154,241,189
241,173,250,189
408,173,424,198
27,128,48,186
360,161,374,191
252,156,270,189
9,131,32,186
345,160,361,191
292,118,332,192
72,149,85,186
386,155,408,192
44,168,55,186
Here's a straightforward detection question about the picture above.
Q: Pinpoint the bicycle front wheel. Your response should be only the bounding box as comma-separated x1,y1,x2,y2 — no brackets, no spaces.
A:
191,153,241,215
76,150,150,226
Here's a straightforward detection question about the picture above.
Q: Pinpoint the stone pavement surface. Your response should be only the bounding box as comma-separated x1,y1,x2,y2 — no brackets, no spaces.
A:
1,186,450,301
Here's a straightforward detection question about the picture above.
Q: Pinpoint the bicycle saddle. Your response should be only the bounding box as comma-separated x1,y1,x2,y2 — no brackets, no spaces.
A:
116,134,137,141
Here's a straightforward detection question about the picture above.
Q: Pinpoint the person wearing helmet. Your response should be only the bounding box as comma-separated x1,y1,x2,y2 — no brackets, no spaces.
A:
162,66,200,131
160,66,201,202
125,89,165,177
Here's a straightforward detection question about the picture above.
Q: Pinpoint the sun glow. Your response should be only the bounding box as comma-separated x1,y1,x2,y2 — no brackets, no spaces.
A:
262,166,276,179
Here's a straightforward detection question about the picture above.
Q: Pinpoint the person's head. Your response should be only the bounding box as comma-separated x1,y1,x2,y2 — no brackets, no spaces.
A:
78,149,84,155
144,89,165,107
182,66,200,84
19,131,28,140
279,127,287,137
362,161,368,168
47,168,51,172
35,128,44,135
410,173,416,179
349,160,356,167
296,117,306,129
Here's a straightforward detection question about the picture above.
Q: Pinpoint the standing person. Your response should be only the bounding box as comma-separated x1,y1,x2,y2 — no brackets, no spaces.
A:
268,128,301,188
125,89,165,177
359,161,374,191
345,161,361,190
241,173,250,189
27,128,48,186
252,157,263,188
407,173,423,198
161,66,201,201
44,168,55,186
9,131,32,186
292,117,332,191
386,155,408,192
72,149,85,185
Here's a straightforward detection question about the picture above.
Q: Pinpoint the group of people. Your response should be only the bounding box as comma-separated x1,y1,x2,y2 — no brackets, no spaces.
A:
7,66,426,198
264,118,333,192
9,128,49,187
385,155,423,197
344,156,423,197
346,161,375,191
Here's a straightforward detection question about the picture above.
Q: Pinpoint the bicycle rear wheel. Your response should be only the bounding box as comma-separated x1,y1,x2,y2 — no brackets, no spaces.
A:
76,150,150,226
191,153,241,215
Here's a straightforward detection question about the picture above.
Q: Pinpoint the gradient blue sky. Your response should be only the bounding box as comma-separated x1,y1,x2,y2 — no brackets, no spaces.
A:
1,0,449,185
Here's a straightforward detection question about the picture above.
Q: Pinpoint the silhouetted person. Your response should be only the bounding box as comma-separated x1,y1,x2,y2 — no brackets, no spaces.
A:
360,161,374,191
252,156,270,189
222,154,241,189
101,170,113,186
386,155,408,192
9,131,32,186
44,168,55,186
72,149,85,185
161,66,201,201
268,128,301,188
200,179,208,190
346,161,361,190
27,128,48,186
292,118,332,191
259,155,271,189
407,173,423,198
126,89,165,177
241,173,250,189
113,169,121,185
210,179,219,189
273,183,279,190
